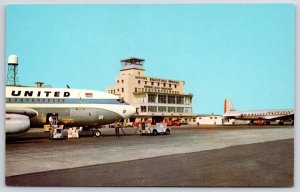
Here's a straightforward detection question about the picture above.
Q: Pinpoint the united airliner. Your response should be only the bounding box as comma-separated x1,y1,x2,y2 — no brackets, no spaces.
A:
5,85,136,134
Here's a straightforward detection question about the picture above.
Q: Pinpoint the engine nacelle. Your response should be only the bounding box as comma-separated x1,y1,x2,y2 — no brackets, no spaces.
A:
6,114,30,134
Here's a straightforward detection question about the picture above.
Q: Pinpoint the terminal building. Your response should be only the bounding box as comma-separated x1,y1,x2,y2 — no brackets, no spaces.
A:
193,114,224,125
107,57,194,124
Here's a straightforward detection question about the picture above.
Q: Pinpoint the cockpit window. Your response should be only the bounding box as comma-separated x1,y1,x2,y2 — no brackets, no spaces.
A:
117,99,125,103
117,99,129,105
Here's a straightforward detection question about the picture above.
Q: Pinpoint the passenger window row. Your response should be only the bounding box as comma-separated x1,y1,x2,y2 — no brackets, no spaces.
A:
6,98,65,103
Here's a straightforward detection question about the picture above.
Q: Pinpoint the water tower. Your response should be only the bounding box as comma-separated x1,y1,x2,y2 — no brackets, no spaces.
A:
7,55,19,85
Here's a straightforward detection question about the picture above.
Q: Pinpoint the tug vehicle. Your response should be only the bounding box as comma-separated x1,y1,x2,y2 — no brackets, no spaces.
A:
138,122,171,136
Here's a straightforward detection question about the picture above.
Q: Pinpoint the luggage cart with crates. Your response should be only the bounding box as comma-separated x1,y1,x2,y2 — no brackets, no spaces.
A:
48,113,64,140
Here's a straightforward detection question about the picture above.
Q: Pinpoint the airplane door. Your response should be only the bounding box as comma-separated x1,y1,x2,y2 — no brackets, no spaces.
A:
46,113,58,124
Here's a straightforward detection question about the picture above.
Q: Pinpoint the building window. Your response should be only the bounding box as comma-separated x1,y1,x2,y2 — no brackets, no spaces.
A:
177,107,184,113
169,84,172,88
122,80,124,83
157,83,160,86
138,80,140,84
135,87,137,92
184,107,192,114
141,106,147,112
138,72,140,75
151,82,154,86
158,106,167,112
163,83,166,87
168,107,176,113
122,88,124,92
148,106,157,112
176,96,184,104
168,95,175,104
158,95,167,103
148,94,157,103
175,85,177,88
184,96,192,105
145,81,147,85
117,80,119,83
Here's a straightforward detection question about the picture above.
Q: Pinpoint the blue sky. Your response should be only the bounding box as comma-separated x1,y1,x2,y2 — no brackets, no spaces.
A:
6,4,295,114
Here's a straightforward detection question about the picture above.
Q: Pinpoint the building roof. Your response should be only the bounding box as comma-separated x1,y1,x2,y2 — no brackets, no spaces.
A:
196,114,222,117
133,91,193,97
121,57,145,64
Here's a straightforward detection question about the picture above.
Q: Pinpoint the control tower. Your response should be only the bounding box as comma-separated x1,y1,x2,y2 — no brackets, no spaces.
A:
107,56,194,125
7,55,19,86
120,57,145,76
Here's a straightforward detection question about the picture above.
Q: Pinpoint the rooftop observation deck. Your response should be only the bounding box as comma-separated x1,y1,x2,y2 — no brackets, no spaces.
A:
120,57,145,71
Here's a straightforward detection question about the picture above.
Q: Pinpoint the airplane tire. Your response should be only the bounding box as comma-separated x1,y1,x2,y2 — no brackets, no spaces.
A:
94,130,101,137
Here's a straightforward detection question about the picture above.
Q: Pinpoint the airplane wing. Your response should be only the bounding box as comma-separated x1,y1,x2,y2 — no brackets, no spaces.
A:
6,107,38,118
262,114,294,121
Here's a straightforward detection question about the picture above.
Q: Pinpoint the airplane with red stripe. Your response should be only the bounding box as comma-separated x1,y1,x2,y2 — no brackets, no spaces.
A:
223,98,294,125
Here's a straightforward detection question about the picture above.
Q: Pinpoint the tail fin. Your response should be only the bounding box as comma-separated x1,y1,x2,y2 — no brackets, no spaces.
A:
224,98,236,113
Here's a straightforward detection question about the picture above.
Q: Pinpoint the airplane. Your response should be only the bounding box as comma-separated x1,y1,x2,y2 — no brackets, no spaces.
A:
223,98,294,125
5,85,136,135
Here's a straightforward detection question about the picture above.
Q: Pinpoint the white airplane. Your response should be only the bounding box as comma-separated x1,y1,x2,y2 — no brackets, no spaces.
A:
5,85,136,134
223,98,294,125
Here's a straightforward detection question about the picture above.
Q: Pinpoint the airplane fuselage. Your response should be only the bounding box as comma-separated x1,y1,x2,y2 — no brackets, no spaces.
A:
223,98,294,123
6,86,136,132
224,109,294,120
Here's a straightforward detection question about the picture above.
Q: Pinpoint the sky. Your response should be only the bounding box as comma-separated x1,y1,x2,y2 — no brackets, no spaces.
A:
5,4,295,114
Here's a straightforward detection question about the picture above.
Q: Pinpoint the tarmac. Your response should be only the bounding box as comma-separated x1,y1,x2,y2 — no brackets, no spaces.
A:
5,125,294,187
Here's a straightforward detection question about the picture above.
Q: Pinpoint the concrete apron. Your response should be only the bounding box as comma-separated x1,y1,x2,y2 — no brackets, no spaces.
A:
6,128,294,177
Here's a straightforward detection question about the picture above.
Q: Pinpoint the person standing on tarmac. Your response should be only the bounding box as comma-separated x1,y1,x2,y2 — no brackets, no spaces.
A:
114,119,121,138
